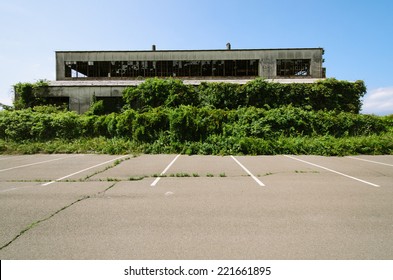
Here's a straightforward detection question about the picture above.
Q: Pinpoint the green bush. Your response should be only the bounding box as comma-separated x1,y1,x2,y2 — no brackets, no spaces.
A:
1,106,388,142
13,80,49,109
121,78,366,113
115,109,136,138
168,106,228,142
123,78,197,110
85,100,106,116
198,82,244,109
242,79,283,109
0,109,82,141
50,112,83,139
309,79,366,113
1,76,389,156
132,107,169,142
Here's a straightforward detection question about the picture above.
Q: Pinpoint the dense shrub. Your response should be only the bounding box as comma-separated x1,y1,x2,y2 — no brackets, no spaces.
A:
242,79,284,109
115,109,136,138
122,78,366,113
2,78,389,155
123,78,197,110
132,107,169,142
0,109,83,141
0,106,388,143
85,100,106,116
308,79,366,113
168,106,228,141
12,77,367,113
198,82,245,109
13,80,50,110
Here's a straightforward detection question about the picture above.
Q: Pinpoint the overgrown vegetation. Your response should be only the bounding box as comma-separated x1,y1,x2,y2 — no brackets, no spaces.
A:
1,78,391,155
13,80,50,110
123,77,366,113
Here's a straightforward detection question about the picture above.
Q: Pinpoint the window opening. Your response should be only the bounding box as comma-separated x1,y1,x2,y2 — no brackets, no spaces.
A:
65,59,259,79
277,59,310,76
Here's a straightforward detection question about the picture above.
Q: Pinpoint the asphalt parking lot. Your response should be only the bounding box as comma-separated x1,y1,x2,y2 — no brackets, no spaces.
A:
0,154,392,259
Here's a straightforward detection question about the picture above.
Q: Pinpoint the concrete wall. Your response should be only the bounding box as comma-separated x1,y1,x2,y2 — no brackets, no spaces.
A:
56,48,324,80
48,85,124,113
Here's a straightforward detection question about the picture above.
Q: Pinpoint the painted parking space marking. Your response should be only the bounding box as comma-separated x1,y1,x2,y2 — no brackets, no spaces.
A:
230,156,266,186
0,155,83,172
0,187,19,193
42,155,129,186
347,156,393,167
150,154,181,186
284,155,380,187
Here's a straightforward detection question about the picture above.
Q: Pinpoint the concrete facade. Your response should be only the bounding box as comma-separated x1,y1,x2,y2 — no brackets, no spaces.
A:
47,83,125,113
56,48,325,80
48,47,325,113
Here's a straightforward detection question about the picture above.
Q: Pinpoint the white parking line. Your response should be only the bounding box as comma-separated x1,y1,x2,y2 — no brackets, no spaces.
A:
284,155,380,187
0,187,19,193
230,156,266,186
347,156,393,167
0,155,83,172
42,155,129,186
150,154,181,187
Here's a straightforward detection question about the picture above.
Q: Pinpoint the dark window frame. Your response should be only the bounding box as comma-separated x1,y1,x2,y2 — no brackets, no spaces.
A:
64,59,259,79
276,59,311,77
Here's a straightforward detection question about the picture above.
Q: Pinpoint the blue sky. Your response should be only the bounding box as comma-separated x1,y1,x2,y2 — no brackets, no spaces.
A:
1,0,392,115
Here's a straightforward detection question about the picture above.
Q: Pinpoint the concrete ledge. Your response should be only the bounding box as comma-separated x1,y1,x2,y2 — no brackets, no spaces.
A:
49,78,323,87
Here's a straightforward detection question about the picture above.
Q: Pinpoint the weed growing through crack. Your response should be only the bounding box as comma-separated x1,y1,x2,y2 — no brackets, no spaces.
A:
152,173,167,177
176,172,191,177
6,179,52,183
128,176,145,181
106,178,120,182
82,156,131,181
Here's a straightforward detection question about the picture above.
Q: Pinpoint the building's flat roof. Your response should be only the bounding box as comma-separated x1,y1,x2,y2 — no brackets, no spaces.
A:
56,47,323,54
49,78,323,87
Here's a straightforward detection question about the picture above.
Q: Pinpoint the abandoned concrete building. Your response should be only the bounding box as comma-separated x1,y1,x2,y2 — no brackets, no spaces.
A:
47,46,325,113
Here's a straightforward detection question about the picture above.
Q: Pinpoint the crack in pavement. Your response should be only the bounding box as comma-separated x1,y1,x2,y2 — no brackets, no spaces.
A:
1,157,131,249
0,182,118,251
81,156,131,182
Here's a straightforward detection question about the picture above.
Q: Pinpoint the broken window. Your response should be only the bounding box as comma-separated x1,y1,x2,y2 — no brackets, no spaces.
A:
96,96,124,113
276,59,310,76
212,60,224,76
65,61,87,78
65,59,260,79
43,97,69,109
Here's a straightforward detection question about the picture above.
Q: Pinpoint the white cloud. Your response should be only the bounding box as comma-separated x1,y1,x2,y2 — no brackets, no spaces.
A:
362,86,393,116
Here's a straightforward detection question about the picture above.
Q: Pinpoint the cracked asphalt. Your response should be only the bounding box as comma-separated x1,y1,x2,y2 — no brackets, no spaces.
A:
0,154,392,259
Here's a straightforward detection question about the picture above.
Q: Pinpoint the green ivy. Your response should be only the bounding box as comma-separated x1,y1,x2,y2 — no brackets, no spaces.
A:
13,80,49,109
122,78,366,113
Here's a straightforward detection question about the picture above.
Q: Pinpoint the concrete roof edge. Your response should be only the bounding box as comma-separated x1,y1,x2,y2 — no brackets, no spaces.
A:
55,48,324,54
49,78,324,87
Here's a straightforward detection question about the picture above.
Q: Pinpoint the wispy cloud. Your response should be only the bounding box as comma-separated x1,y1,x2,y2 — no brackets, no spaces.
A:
362,86,393,115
